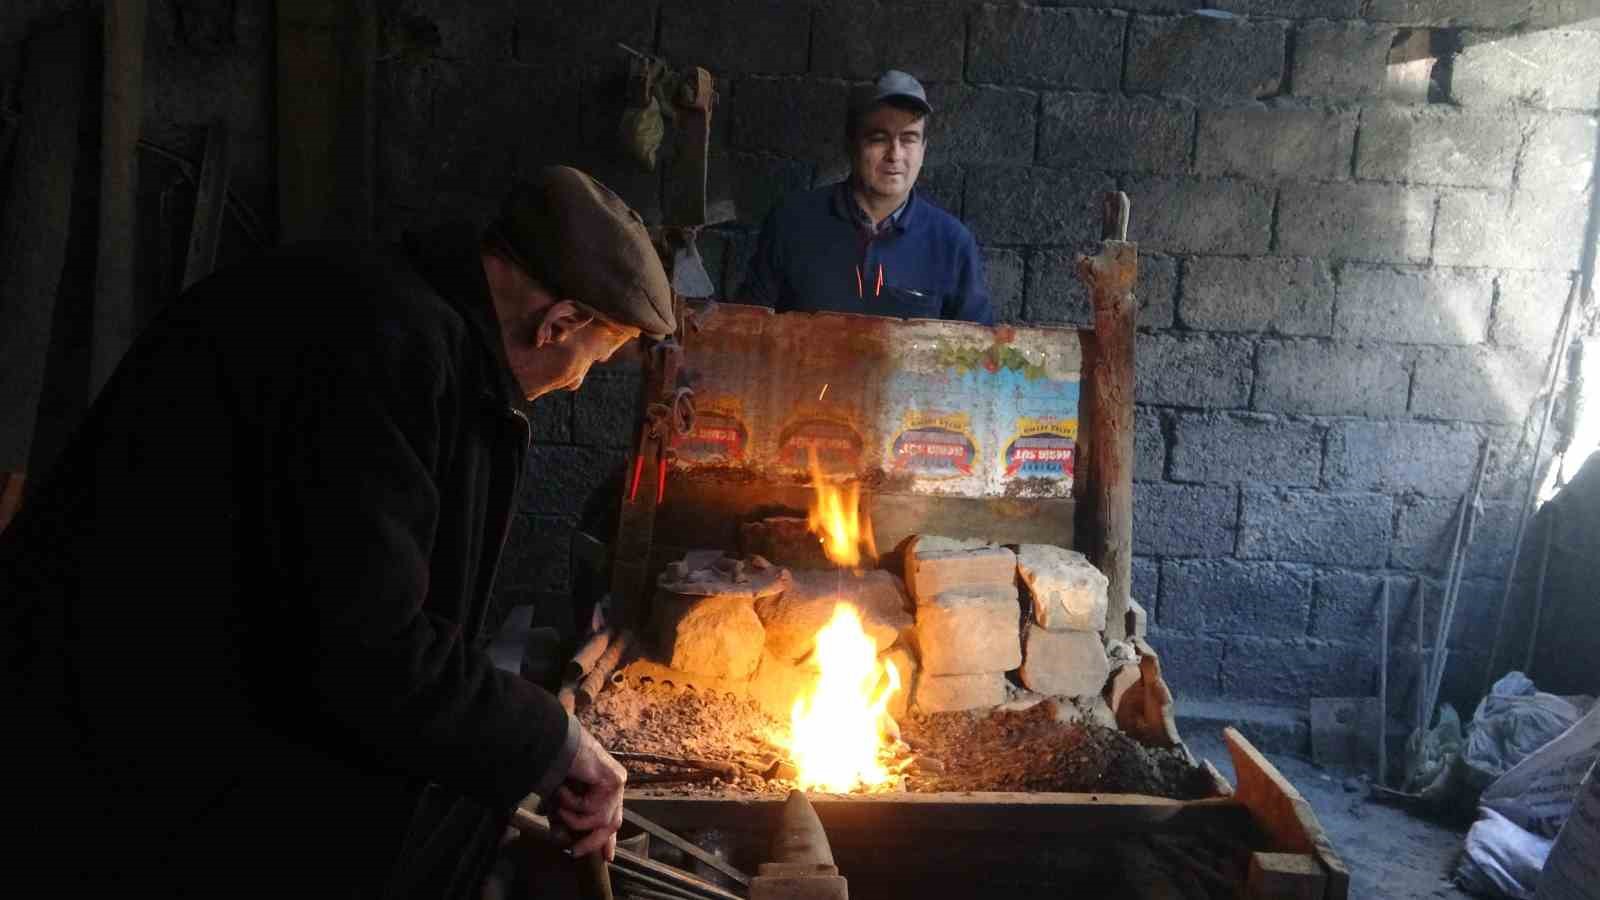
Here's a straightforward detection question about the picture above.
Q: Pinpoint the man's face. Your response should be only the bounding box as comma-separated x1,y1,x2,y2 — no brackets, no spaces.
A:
850,104,926,203
536,316,641,396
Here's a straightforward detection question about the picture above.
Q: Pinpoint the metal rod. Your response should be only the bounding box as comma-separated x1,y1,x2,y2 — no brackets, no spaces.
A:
1522,505,1558,675
622,810,751,888
1414,579,1427,731
1427,443,1491,719
1378,578,1390,787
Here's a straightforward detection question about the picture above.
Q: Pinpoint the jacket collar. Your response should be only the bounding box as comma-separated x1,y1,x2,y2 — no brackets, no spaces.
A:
829,179,921,234
402,223,524,408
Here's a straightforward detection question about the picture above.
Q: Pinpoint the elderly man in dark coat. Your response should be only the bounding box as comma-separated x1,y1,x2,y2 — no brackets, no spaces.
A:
1,167,666,896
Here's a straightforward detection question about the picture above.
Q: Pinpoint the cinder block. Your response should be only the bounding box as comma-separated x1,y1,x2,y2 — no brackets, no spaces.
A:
1020,627,1110,696
1254,340,1410,417
712,151,814,226
905,546,1018,603
1324,421,1484,496
498,515,577,595
924,84,1037,165
1144,632,1224,700
1493,270,1577,350
1356,106,1521,188
1391,497,1518,577
516,1,655,61
526,392,572,443
1518,114,1598,192
1213,0,1363,16
1238,488,1393,567
810,0,965,81
1126,14,1288,100
1278,181,1436,263
1169,413,1323,487
521,446,628,514
1159,559,1311,637
914,585,1023,676
1135,333,1254,409
1292,19,1396,100
914,671,1008,713
1310,571,1392,643
1136,406,1166,482
1125,176,1274,255
1132,483,1238,558
1411,345,1544,423
1334,264,1492,344
732,77,850,162
1220,637,1375,707
968,5,1125,90
1038,92,1194,175
1434,189,1591,271
983,247,1024,324
1133,556,1160,613
1481,421,1559,501
1452,29,1600,110
1025,251,1178,329
572,373,642,448
1180,256,1333,336
965,167,1115,246
1016,544,1107,632
1382,28,1437,105
1196,104,1355,181
916,165,965,218
660,0,811,75
1362,0,1561,28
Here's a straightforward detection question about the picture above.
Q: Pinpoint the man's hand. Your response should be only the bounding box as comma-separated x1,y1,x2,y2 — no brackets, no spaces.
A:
555,725,627,860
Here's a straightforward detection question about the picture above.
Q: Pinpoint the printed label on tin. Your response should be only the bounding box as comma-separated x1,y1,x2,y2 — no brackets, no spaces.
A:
890,410,978,477
777,416,864,473
674,397,749,465
1002,417,1077,481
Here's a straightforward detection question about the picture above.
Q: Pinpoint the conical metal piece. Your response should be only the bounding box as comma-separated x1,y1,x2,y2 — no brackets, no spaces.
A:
771,790,834,867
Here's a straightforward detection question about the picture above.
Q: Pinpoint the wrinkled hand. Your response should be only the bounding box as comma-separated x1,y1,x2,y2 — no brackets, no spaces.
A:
556,725,627,860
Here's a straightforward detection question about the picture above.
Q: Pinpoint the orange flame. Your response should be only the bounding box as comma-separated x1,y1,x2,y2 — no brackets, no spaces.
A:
786,604,902,792
805,447,877,569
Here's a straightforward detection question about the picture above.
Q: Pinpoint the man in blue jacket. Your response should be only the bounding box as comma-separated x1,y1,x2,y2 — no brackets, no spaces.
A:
740,70,994,324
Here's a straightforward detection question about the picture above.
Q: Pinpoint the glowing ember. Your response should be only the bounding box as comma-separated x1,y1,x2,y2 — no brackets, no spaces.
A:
805,447,877,569
786,603,902,792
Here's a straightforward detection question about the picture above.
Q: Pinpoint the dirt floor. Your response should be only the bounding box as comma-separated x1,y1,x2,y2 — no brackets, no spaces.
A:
1185,731,1477,900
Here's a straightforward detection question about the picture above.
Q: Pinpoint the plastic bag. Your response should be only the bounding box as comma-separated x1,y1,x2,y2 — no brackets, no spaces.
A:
1536,759,1600,900
1456,807,1553,900
1464,672,1593,784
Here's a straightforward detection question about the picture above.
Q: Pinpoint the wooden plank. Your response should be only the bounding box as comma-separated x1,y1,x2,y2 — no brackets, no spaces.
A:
0,17,89,471
1225,727,1351,900
90,0,149,400
1077,193,1136,641
1248,852,1327,900
180,121,231,290
623,809,752,888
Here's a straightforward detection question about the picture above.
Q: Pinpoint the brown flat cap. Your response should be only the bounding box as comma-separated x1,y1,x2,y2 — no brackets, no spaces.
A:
494,166,675,337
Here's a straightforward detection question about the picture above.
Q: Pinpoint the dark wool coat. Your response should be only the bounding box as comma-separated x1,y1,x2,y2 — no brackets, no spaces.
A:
1,225,576,897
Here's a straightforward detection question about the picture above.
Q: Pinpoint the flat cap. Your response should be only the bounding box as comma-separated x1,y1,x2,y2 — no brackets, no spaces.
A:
494,167,675,338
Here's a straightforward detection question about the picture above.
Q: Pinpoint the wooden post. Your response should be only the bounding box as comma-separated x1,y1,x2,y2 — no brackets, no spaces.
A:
89,0,148,400
0,18,89,472
1077,192,1136,641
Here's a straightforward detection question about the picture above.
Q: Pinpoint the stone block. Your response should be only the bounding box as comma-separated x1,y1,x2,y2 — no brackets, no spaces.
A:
1361,0,1553,27
1169,413,1323,487
520,446,628,514
1144,632,1224,700
497,515,576,595
1124,176,1274,255
1309,571,1392,643
810,0,965,81
1518,114,1598,192
916,165,965,219
1038,92,1194,175
1391,497,1519,577
1134,333,1254,409
905,545,1018,603
914,585,1023,675
572,373,641,448
1136,406,1166,482
924,84,1036,165
1411,346,1544,423
968,5,1125,90
1212,0,1364,15
1452,29,1600,110
526,393,572,443
1132,556,1160,615
749,650,816,721
1220,637,1374,704
1016,544,1108,632
1334,264,1493,344
1493,270,1577,350
732,77,850,162
1254,340,1410,417
1292,19,1396,100
1433,189,1591,271
757,569,913,662
1238,488,1393,567
1180,256,1333,335
710,151,815,226
982,247,1024,324
1325,421,1484,496
913,672,1008,713
660,0,811,75
515,0,656,61
657,594,766,680
965,167,1114,246
1382,28,1438,105
880,643,918,721
1024,251,1177,328
1196,104,1355,181
1356,106,1521,188
1126,14,1288,100
1278,181,1436,263
1132,483,1238,558
1020,627,1110,696
1159,559,1312,637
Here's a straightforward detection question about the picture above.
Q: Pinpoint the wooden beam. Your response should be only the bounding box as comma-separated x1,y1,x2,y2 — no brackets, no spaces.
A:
1076,191,1137,641
0,17,89,471
1248,851,1327,900
90,0,149,400
1225,728,1351,900
181,121,232,290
